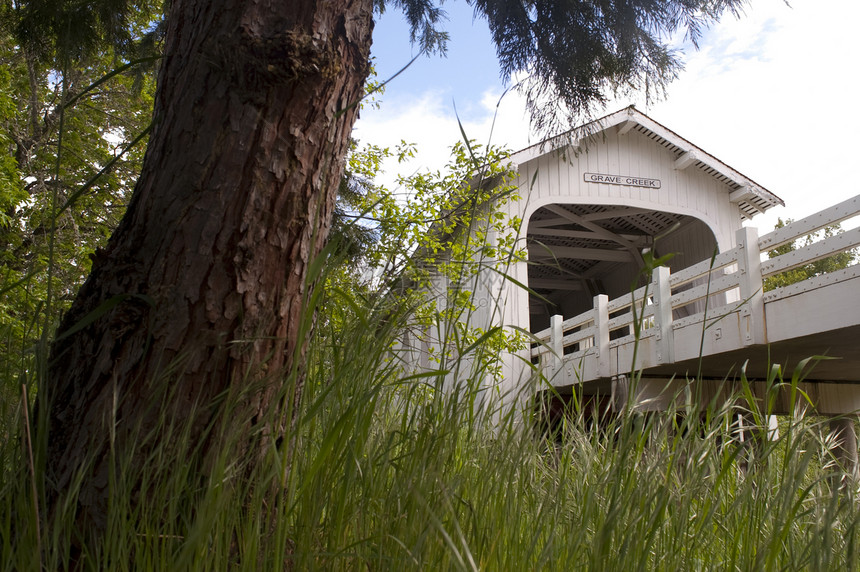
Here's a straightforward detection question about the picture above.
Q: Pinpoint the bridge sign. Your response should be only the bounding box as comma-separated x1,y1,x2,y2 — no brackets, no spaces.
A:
584,172,661,189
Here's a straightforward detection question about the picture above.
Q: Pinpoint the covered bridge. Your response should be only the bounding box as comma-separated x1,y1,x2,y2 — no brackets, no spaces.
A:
406,106,860,471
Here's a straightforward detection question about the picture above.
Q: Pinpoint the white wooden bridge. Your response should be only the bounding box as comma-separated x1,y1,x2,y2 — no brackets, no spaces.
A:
407,107,860,470
530,194,860,412
408,107,860,463
408,107,860,472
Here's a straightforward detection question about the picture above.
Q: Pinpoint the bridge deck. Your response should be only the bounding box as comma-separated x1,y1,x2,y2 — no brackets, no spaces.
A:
532,195,860,393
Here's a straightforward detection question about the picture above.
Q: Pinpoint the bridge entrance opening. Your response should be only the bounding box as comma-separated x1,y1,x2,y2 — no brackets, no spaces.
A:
526,203,719,334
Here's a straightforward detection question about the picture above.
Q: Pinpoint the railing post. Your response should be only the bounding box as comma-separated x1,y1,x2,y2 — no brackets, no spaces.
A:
653,265,675,364
595,294,610,378
735,226,766,346
550,314,563,374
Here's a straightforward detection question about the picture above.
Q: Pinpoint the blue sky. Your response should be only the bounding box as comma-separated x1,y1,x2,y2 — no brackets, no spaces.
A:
370,2,503,120
354,0,860,232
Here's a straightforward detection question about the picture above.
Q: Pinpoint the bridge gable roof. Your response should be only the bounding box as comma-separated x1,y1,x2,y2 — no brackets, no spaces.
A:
511,107,784,221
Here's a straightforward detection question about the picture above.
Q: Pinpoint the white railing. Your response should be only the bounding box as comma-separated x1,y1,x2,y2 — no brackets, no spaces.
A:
760,195,860,302
530,194,860,382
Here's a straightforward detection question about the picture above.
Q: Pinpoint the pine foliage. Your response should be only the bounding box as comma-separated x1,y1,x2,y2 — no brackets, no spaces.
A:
7,0,747,136
469,0,746,133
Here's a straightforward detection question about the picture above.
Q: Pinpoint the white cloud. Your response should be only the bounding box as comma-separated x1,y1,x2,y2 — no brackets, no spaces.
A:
642,0,860,230
353,88,533,194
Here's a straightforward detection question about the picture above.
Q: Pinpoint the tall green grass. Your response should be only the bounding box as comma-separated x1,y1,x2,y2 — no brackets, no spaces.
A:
3,253,859,570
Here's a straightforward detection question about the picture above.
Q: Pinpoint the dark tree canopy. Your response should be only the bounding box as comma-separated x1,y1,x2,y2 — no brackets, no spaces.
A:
377,0,745,133
471,0,745,133
11,0,164,65
9,0,745,132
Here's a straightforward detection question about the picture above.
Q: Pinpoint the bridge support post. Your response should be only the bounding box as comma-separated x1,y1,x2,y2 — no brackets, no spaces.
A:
653,266,674,364
595,294,610,378
732,410,770,472
828,416,859,487
550,314,563,377
735,226,766,346
611,375,629,413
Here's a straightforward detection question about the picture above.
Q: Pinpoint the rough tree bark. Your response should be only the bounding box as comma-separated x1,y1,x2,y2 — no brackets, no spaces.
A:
43,0,374,533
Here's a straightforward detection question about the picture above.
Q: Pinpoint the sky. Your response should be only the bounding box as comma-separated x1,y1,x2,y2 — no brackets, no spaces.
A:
353,0,860,233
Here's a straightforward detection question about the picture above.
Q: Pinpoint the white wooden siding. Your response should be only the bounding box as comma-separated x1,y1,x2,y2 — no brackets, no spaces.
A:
486,127,753,395
516,129,742,249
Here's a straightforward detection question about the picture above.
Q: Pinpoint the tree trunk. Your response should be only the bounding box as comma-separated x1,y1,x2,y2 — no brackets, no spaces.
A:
42,0,374,534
